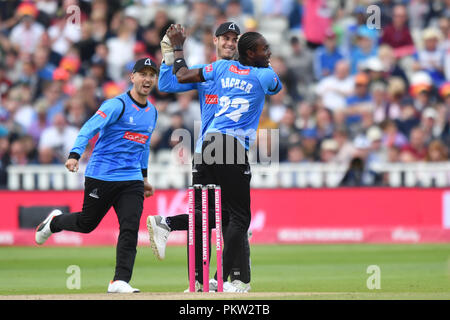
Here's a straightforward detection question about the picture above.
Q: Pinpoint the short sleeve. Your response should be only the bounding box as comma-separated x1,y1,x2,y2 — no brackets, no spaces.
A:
202,60,228,82
258,67,282,95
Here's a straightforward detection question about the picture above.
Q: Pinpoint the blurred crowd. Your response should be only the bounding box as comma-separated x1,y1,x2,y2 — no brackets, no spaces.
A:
0,0,450,188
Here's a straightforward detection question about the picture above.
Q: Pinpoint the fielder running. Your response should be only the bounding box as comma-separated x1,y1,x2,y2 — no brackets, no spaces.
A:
35,58,158,293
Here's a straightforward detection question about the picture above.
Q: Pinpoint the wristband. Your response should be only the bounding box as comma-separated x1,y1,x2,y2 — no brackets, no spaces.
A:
173,47,183,52
142,168,148,178
68,152,80,160
173,57,188,74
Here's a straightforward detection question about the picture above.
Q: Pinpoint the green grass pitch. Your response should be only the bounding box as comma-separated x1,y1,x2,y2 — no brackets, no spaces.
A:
1,244,449,299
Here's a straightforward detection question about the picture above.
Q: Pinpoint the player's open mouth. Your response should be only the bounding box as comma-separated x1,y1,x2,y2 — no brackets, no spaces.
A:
143,84,151,89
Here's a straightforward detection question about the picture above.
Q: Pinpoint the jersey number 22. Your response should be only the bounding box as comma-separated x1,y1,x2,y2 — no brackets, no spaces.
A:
215,96,249,122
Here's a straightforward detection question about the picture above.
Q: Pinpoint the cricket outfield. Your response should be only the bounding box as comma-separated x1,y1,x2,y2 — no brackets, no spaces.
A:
0,244,449,300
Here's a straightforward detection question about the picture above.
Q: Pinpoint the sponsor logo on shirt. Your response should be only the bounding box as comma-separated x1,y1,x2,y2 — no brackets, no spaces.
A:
229,65,250,75
123,131,149,144
96,110,107,119
205,94,218,104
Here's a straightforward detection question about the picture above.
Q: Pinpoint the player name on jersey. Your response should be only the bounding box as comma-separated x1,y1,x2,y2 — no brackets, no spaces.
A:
220,77,253,93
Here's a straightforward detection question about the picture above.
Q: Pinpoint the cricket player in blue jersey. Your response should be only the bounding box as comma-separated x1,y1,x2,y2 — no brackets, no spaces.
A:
35,58,159,293
166,24,282,292
147,22,252,292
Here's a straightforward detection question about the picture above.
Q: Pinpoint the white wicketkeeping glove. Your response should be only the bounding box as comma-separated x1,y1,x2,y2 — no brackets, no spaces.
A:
160,34,174,66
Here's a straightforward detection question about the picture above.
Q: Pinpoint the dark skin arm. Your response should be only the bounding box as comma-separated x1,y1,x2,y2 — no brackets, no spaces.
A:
166,24,204,83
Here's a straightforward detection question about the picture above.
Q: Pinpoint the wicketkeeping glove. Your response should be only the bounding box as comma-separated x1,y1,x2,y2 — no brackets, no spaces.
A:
160,34,174,66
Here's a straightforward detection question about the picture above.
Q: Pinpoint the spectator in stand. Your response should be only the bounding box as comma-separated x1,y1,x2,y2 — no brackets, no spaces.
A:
363,57,386,85
3,49,21,85
300,128,320,162
38,112,79,162
270,56,300,103
365,125,387,168
79,76,102,117
287,37,314,101
313,29,343,81
64,94,88,129
377,44,409,87
302,0,332,49
36,146,61,165
315,60,354,112
106,24,136,81
142,26,161,59
295,100,316,131
380,4,416,59
87,55,111,89
286,143,306,163
350,27,378,75
185,0,215,43
339,155,382,187
0,63,12,104
89,9,108,44
267,86,289,124
157,111,191,152
16,57,39,98
314,107,334,141
371,81,389,124
47,9,82,58
375,77,408,123
409,72,434,113
435,85,450,145
425,139,449,162
412,28,446,87
167,92,201,133
333,127,356,166
420,107,440,144
1,87,27,139
9,139,29,165
33,46,56,97
288,0,303,31
8,2,45,55
45,74,69,124
278,108,300,162
9,84,35,133
261,0,291,17
75,20,97,64
319,138,339,163
343,72,372,134
380,119,408,149
149,8,175,41
28,99,50,144
401,126,428,161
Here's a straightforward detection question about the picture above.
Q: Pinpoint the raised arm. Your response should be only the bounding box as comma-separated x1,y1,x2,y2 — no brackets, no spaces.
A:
166,24,205,83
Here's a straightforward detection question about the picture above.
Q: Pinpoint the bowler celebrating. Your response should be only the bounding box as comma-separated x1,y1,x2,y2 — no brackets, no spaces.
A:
166,24,282,292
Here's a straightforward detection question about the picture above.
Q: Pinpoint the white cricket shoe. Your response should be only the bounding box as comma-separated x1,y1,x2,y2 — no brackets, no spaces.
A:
209,278,218,292
35,209,62,245
147,215,170,260
223,280,251,293
107,280,140,293
183,280,202,292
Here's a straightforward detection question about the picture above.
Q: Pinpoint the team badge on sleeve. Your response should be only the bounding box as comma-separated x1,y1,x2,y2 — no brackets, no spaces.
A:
96,110,107,119
205,64,213,73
